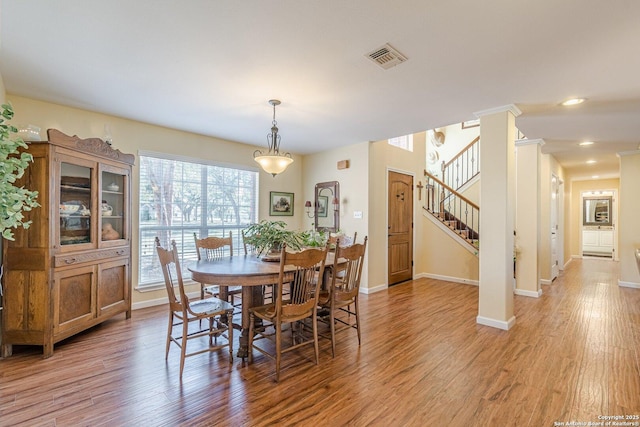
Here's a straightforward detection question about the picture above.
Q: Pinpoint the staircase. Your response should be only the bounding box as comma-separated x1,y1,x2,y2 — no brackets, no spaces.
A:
423,136,480,251
441,136,479,190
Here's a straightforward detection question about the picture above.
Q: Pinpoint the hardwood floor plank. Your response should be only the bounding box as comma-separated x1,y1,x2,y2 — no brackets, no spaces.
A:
1,258,639,426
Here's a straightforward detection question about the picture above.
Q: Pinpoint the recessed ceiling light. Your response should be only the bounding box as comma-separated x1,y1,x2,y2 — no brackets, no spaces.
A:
592,175,600,179
586,160,597,164
579,141,594,146
561,98,587,106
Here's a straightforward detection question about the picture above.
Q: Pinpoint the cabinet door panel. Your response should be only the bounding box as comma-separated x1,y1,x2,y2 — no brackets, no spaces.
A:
56,155,98,251
3,271,27,330
54,266,96,334
100,164,131,247
600,230,614,246
582,230,599,246
98,259,129,316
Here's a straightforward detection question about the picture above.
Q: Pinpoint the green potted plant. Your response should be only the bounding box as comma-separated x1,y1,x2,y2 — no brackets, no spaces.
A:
301,226,326,248
243,220,304,259
0,103,39,241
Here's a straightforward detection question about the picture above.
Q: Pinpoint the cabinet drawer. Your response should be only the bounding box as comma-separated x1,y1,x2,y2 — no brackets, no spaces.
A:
54,247,130,268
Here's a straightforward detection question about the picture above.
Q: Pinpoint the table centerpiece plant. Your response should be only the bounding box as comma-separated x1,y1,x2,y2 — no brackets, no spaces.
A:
243,220,305,260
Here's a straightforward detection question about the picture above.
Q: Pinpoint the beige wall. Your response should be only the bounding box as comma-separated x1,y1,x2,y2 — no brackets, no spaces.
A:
567,177,619,259
368,132,427,291
618,152,640,284
420,214,479,282
515,141,542,294
302,142,370,288
8,95,305,306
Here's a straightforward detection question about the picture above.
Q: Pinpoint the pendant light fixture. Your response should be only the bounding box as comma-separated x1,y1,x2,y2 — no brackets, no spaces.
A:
253,99,293,177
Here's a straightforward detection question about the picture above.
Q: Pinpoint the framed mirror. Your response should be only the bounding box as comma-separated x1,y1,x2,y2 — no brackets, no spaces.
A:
583,196,612,226
315,181,339,233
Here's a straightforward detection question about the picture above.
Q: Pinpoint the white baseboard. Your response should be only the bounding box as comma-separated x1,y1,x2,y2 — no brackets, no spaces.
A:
476,315,516,331
514,288,542,298
540,279,553,285
564,258,573,269
417,272,479,286
361,283,388,294
132,290,200,310
618,280,640,289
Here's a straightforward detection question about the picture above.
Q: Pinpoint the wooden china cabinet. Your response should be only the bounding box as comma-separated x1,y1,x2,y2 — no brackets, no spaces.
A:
1,129,134,358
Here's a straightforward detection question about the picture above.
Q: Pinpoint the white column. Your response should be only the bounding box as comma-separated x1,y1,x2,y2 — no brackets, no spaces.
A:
477,105,521,330
515,138,544,297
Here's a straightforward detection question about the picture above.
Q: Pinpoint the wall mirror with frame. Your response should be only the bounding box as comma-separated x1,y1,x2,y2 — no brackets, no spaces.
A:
583,196,612,226
314,181,339,233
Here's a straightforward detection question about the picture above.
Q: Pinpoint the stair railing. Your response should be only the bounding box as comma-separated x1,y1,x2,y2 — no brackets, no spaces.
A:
424,170,479,249
441,136,480,190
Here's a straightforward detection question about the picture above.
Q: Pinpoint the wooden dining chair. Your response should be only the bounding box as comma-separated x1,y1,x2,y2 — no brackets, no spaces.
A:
243,229,280,303
154,237,234,378
248,244,328,382
318,236,367,357
194,232,242,307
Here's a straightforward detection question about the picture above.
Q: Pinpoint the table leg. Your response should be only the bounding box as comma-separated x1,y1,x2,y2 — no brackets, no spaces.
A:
237,286,264,358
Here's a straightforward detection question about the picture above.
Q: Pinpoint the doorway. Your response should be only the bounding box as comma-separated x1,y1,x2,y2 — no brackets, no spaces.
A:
387,170,413,285
580,189,617,259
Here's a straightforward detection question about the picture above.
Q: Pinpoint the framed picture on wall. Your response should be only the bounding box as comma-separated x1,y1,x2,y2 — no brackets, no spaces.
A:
317,195,328,217
270,191,294,216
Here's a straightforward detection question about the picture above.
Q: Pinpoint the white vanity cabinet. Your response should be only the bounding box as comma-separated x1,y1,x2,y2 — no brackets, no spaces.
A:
582,226,614,257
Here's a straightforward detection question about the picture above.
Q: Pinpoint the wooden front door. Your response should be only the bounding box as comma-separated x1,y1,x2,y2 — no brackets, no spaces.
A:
388,171,413,285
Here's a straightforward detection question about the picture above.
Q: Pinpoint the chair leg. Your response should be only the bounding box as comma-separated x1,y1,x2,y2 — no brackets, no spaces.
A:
180,317,189,378
312,312,320,365
209,317,214,346
354,298,361,346
165,312,174,360
275,321,282,382
248,311,255,363
226,310,234,362
329,304,336,358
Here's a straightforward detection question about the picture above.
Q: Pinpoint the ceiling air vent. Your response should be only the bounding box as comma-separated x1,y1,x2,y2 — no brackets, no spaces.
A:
366,43,408,70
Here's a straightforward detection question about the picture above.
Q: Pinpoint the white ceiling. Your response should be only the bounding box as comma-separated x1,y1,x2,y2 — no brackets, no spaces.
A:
2,1,640,180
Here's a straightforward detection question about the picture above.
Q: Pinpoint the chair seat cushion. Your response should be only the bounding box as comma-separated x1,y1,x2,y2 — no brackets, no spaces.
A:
251,302,277,320
189,297,234,315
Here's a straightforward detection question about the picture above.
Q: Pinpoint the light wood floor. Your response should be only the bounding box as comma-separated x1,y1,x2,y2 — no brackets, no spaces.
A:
1,258,639,426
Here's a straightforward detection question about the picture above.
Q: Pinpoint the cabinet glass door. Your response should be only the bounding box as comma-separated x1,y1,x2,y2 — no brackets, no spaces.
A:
101,170,126,242
60,162,93,245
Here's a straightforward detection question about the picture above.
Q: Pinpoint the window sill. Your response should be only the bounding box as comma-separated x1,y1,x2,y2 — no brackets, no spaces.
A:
135,279,199,293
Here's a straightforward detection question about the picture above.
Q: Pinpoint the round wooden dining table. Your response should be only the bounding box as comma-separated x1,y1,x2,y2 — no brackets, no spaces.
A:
187,255,296,358
188,252,338,358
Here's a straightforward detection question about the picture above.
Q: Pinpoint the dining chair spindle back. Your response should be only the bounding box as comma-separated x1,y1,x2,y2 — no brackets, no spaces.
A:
194,232,242,306
154,237,234,378
318,236,367,357
248,243,328,382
